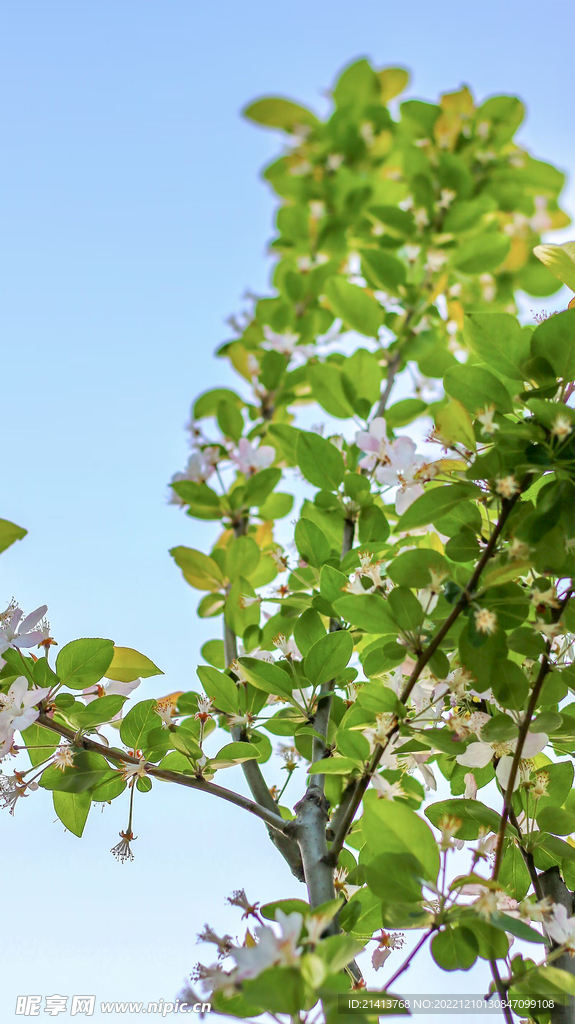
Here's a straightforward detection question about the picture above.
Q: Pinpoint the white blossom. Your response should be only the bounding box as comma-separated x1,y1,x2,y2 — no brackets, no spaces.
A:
231,438,275,476
0,677,51,743
230,910,303,979
456,730,548,790
0,605,47,655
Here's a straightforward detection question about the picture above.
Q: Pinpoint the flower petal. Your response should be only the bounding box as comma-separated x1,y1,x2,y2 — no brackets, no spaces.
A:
19,605,48,634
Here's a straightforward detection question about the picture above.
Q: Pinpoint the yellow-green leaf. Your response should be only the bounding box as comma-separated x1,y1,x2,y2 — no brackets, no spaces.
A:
106,647,163,682
533,242,575,294
0,518,27,555
435,398,476,451
170,546,224,591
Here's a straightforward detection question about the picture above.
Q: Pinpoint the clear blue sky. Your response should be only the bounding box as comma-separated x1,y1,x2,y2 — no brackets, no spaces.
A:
1,2,574,1021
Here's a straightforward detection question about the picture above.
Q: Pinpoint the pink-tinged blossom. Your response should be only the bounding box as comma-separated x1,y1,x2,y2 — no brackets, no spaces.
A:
0,677,52,742
230,910,303,980
81,678,141,705
355,417,390,472
375,437,429,514
0,604,48,655
231,438,275,476
371,930,405,970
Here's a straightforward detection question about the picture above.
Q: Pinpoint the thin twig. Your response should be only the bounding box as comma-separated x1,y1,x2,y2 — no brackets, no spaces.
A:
329,491,523,862
35,712,289,834
492,586,573,881
310,516,356,792
384,929,434,989
489,959,513,1024
507,805,545,904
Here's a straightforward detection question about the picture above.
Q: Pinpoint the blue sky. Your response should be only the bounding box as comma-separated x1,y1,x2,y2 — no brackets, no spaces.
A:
1,1,574,1020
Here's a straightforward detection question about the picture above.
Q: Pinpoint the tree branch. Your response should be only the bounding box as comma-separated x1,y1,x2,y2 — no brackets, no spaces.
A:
374,352,401,419
223,550,305,880
507,805,545,904
35,712,289,835
310,516,356,792
328,490,523,863
539,867,575,1024
492,586,573,882
384,929,434,990
488,960,513,1024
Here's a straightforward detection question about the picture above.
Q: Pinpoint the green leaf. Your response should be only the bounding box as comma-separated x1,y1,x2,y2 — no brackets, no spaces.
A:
169,547,224,591
41,765,113,793
490,659,529,710
56,638,114,690
237,658,293,699
435,398,476,451
258,492,293,520
224,576,260,636
531,308,575,382
304,630,353,686
319,565,349,605
378,66,410,102
193,387,242,418
294,518,331,568
444,364,512,414
365,852,424,902
387,549,449,588
387,587,424,631
243,966,304,1016
537,806,575,836
71,694,127,727
308,363,354,419
324,278,382,337
197,665,239,715
498,842,531,901
308,756,359,775
210,742,261,769
464,313,531,380
397,484,481,531
21,723,59,767
426,798,501,840
491,914,546,944
243,96,318,130
296,431,345,491
363,793,440,882
260,898,310,921
293,609,326,657
217,400,243,442
0,518,27,554
357,506,390,543
171,481,222,519
453,233,510,274
333,594,397,636
105,646,163,682
53,790,91,837
361,250,406,296
244,468,281,507
342,348,382,413
386,399,427,428
533,242,575,293
120,699,162,748
462,917,510,960
431,927,478,971
224,536,261,582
